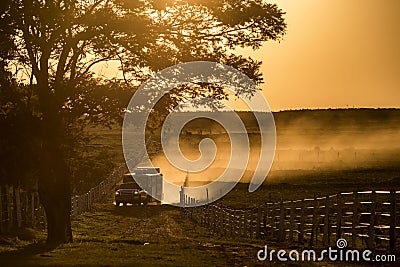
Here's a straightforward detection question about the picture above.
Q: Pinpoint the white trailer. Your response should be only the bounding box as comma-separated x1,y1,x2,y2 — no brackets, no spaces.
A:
122,167,163,204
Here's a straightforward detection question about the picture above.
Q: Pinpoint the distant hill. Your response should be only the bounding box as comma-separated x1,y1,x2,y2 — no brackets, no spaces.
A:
172,108,400,130
273,108,400,130
175,108,400,148
86,108,400,173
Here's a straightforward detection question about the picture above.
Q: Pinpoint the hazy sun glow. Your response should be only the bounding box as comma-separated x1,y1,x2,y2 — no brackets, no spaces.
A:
251,0,400,111
95,0,400,111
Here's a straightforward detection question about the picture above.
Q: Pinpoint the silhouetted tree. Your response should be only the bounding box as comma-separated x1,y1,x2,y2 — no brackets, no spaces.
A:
2,0,286,243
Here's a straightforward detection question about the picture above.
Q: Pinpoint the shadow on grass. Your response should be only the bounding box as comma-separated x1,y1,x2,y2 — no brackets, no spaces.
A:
0,241,58,263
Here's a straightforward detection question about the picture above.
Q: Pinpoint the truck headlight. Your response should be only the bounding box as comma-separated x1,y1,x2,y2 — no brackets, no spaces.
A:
115,191,120,195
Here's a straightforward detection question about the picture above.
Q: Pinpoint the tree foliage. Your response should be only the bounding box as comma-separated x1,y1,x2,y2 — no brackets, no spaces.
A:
1,0,286,243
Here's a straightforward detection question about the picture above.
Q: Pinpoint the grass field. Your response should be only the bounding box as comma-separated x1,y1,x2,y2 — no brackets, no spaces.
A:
0,196,325,267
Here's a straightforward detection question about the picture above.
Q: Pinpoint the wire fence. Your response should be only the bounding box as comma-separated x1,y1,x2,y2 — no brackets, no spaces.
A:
184,190,399,252
70,164,127,217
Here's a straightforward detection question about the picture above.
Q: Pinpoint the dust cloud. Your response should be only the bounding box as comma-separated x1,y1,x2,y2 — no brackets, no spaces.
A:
150,109,400,186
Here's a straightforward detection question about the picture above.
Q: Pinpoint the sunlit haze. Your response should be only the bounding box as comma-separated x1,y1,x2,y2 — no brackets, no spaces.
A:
95,0,400,111
253,0,400,110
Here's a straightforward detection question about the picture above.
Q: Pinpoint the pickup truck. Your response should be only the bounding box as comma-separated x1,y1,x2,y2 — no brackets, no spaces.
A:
120,168,163,205
115,182,149,206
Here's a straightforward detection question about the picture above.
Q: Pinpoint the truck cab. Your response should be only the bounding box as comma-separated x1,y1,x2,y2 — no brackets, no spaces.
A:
115,167,163,206
115,182,148,206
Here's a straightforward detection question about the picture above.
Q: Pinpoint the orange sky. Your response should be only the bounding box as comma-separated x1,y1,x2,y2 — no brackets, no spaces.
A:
97,0,400,111
240,0,400,111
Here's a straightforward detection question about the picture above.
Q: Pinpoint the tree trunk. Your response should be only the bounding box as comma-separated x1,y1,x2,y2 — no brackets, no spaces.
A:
38,136,73,244
38,105,73,244
39,174,73,244
33,54,73,243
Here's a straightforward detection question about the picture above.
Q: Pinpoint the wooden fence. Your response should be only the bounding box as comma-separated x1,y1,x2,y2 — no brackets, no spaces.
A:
0,186,46,231
0,164,127,232
185,190,399,251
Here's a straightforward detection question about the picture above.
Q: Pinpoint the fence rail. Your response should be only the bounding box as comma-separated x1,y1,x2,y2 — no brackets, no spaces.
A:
185,190,400,251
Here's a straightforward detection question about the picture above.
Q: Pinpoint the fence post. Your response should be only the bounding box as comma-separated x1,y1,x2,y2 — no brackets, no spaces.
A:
210,206,214,231
336,193,342,240
299,200,305,244
243,210,247,238
31,193,36,227
389,190,396,253
219,206,224,235
351,192,358,248
41,199,47,229
229,209,234,237
323,196,330,247
201,206,205,227
74,196,78,216
70,197,73,217
214,206,218,232
6,185,13,229
83,193,89,212
90,190,93,210
249,210,253,238
204,206,208,227
217,207,221,233
268,203,275,240
88,190,91,211
263,203,268,238
257,206,261,238
234,210,239,238
253,209,257,238
206,206,210,228
15,187,22,228
226,209,230,237
367,191,376,250
72,196,79,216
278,200,285,241
23,191,28,227
238,210,242,237
87,193,90,211
0,185,3,232
310,195,318,247
289,201,295,243
236,210,240,238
